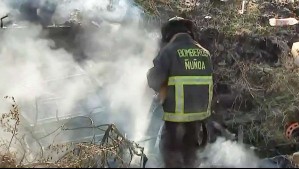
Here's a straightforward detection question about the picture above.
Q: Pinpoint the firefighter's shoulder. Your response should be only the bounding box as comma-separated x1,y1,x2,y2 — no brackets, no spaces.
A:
194,43,211,57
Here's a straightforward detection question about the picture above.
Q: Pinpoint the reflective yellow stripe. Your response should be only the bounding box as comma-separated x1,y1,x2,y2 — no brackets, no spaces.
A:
175,84,184,114
165,75,213,122
208,82,213,114
163,112,211,122
168,76,212,85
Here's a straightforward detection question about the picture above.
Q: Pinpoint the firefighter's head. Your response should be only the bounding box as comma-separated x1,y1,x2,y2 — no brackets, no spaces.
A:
161,16,195,43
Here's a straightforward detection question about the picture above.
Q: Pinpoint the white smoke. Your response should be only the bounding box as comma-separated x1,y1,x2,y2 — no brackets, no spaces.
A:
0,0,160,159
199,137,261,168
143,136,264,168
52,0,139,24
0,1,9,17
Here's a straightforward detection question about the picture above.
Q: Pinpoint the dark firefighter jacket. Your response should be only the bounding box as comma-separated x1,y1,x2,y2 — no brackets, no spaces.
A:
147,33,213,122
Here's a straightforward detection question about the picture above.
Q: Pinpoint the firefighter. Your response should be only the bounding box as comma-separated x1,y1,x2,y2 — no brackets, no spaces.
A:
147,16,213,168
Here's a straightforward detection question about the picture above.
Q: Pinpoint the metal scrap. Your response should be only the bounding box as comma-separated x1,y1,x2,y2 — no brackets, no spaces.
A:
22,119,148,168
0,14,8,28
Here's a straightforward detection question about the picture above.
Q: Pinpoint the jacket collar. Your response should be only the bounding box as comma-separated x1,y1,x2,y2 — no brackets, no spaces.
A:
169,33,193,43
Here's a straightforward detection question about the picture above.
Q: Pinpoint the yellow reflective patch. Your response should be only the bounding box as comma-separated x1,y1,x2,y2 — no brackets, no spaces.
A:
165,75,213,122
175,84,184,114
163,111,211,122
168,76,212,85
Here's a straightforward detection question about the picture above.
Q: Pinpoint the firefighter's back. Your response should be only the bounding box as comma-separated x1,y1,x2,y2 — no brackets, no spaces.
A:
161,32,213,123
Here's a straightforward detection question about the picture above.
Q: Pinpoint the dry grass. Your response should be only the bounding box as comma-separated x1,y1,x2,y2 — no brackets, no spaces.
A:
138,0,276,35
230,63,299,142
0,97,146,168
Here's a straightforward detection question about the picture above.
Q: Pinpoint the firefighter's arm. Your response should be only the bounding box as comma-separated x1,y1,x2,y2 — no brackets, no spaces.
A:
147,49,169,92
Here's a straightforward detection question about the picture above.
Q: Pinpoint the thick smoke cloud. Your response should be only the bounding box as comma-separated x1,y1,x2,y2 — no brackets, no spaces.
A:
0,0,269,168
0,0,159,156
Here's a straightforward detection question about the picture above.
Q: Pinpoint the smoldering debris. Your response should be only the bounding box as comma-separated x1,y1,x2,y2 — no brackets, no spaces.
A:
0,97,149,168
198,137,297,168
199,137,260,168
